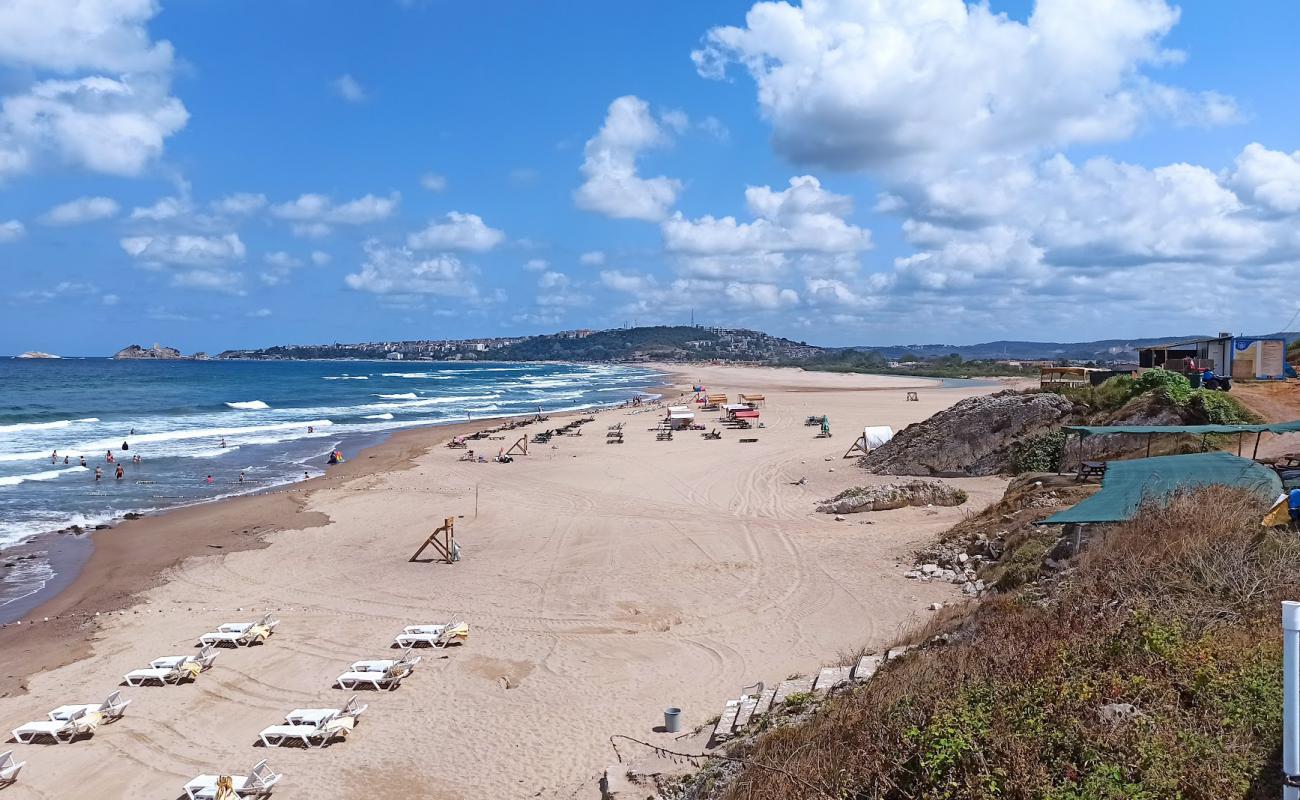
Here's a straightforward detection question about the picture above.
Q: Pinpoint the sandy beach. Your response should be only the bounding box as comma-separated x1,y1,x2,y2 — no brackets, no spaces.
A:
0,365,1008,798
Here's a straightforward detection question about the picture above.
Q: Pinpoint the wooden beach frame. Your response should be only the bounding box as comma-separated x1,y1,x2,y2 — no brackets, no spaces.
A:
411,517,459,564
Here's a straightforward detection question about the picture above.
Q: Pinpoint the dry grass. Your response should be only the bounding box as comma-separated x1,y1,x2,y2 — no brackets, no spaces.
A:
688,487,1299,800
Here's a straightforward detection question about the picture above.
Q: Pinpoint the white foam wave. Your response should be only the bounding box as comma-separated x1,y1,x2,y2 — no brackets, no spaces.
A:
363,413,394,420
225,400,270,410
0,417,99,434
323,375,368,380
375,393,418,400
0,465,87,487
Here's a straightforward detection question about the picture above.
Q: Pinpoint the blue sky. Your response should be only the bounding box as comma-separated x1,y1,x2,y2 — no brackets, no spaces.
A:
3,0,1300,355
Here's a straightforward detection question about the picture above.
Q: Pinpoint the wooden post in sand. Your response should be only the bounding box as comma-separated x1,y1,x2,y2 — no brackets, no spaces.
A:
410,517,458,563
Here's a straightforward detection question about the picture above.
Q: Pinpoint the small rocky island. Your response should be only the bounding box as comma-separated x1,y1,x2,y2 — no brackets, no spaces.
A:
113,343,186,360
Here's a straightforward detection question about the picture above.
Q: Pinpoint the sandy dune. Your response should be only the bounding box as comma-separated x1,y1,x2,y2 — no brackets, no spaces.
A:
0,365,1008,798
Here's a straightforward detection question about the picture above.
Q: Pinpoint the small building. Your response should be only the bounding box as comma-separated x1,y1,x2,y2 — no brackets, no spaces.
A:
1138,333,1287,380
386,352,404,360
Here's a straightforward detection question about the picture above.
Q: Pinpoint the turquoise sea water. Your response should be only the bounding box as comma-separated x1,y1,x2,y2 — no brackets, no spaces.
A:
0,358,661,609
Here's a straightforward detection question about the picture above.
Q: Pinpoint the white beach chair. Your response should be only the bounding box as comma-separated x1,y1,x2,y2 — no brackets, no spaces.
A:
257,712,356,749
334,653,421,691
184,759,282,800
123,648,213,686
0,750,25,786
10,707,98,744
392,619,469,648
197,613,279,648
284,695,368,727
46,690,132,724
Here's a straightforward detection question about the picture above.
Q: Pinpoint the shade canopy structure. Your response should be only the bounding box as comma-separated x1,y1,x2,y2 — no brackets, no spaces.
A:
1065,421,1300,437
733,409,760,419
1043,451,1282,525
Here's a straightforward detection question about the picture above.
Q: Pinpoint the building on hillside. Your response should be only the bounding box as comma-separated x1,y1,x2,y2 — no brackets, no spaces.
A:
386,352,403,360
1137,333,1288,380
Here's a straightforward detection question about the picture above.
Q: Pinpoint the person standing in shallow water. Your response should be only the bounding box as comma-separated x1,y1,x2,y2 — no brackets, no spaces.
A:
115,464,124,480
94,466,102,482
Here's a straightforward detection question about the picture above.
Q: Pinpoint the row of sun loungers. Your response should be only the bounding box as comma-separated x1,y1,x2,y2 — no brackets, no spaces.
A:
6,613,469,795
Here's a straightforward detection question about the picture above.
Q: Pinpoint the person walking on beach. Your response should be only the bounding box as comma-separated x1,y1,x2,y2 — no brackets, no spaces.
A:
115,464,124,480
94,466,102,482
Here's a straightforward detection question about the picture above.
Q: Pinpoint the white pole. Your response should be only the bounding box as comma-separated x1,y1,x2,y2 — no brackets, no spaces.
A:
1284,601,1300,800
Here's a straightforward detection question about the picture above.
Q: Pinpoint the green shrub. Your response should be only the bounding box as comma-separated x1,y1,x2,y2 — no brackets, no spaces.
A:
1132,369,1192,404
1009,430,1067,473
782,691,814,710
1090,375,1136,411
1187,389,1256,424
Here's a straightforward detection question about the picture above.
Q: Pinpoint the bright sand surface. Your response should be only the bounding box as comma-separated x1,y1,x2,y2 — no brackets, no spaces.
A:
0,365,1009,798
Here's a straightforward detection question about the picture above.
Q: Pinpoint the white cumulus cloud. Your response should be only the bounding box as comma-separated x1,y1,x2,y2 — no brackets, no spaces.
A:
42,195,120,225
407,211,505,251
0,0,187,179
344,240,482,298
332,73,366,103
574,95,683,221
694,0,1236,174
0,219,24,242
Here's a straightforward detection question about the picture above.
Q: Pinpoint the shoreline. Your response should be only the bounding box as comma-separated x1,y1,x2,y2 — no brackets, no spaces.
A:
0,378,674,696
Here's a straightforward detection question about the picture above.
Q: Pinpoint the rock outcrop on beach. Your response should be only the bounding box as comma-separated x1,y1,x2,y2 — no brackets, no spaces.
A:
113,343,185,360
860,390,1077,477
817,480,967,515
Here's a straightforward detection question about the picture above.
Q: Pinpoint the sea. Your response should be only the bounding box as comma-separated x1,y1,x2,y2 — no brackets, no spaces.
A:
0,358,663,616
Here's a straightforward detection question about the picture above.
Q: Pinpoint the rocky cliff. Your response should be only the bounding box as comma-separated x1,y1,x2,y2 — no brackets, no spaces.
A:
860,390,1078,476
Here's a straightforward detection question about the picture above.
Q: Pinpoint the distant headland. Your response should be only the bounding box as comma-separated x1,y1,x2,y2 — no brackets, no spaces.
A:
112,344,208,360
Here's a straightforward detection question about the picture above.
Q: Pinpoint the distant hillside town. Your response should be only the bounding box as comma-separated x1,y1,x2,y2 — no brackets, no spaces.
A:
214,326,824,363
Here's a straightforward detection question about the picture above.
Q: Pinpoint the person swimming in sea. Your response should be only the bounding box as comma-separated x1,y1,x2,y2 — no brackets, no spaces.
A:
115,464,124,480
51,450,58,463
219,437,227,448
205,474,214,484
307,425,314,434
122,440,129,451
238,471,245,483
106,449,114,463
63,455,69,464
79,455,87,467
132,454,141,465
94,466,102,482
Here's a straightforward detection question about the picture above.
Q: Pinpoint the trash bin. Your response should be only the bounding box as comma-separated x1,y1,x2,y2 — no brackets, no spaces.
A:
663,707,682,733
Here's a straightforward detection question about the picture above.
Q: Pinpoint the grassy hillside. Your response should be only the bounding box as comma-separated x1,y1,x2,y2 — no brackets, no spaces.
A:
493,326,821,362
680,487,1296,800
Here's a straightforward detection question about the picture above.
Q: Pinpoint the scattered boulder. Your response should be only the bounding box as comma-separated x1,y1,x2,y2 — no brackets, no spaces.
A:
860,390,1077,476
816,480,967,515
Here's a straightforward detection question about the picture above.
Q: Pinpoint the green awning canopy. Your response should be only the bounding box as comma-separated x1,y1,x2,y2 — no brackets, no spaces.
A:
1064,420,1300,437
1042,451,1283,525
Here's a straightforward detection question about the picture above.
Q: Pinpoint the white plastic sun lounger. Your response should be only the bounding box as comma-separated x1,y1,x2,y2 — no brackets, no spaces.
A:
123,647,216,686
0,750,25,786
47,690,132,724
10,707,96,744
334,654,421,690
285,695,368,727
257,711,357,749
392,619,468,648
184,759,282,800
197,613,279,647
